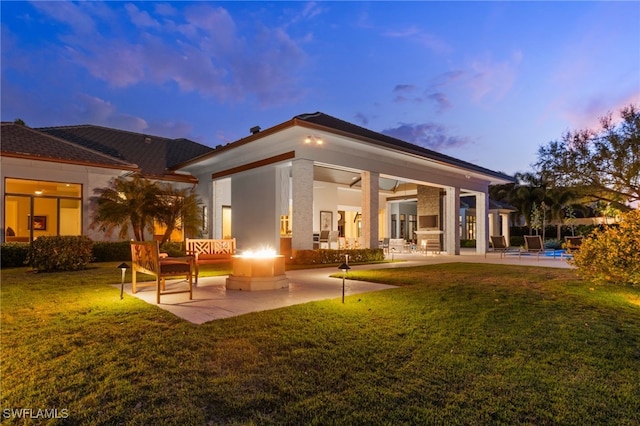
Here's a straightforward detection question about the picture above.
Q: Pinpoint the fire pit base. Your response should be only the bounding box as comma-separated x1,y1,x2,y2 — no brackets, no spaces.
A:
225,254,289,291
226,275,289,291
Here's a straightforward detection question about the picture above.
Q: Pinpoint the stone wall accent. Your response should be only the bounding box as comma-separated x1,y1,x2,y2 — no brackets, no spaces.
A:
417,185,441,228
416,185,442,250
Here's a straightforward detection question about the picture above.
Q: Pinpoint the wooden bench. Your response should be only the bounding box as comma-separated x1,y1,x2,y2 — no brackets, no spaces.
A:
130,241,193,304
185,238,236,283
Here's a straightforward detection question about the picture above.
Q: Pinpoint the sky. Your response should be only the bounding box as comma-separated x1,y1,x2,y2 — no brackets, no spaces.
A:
2,1,639,176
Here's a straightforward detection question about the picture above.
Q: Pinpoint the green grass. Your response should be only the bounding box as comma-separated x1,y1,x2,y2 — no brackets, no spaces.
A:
2,262,639,425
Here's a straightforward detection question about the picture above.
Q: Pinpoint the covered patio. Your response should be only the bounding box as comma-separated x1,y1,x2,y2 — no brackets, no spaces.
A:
176,112,515,258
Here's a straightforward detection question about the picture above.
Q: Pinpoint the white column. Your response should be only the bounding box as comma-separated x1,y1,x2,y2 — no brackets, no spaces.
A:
445,186,460,255
361,171,379,249
291,159,314,250
476,191,488,255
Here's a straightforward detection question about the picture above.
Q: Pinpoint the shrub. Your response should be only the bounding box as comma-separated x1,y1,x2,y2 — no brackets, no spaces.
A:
0,242,30,268
160,241,185,257
288,249,384,265
570,209,640,286
460,239,476,248
26,236,94,272
92,241,131,262
544,238,563,250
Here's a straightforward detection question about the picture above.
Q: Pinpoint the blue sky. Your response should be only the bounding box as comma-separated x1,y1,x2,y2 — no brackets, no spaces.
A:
2,1,639,176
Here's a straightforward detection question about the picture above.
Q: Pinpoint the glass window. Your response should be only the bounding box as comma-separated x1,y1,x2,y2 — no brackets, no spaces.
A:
4,178,82,242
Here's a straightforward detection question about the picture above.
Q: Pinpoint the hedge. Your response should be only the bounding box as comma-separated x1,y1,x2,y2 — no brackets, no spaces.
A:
288,248,384,265
26,236,94,272
0,242,30,268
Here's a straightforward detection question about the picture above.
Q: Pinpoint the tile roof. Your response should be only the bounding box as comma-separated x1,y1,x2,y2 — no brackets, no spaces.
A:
294,112,516,183
1,123,138,170
36,124,214,181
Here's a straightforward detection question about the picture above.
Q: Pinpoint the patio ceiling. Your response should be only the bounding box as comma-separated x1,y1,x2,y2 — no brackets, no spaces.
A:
313,164,402,192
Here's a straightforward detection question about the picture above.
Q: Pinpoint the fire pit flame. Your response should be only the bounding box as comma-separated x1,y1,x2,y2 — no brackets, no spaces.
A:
240,248,277,258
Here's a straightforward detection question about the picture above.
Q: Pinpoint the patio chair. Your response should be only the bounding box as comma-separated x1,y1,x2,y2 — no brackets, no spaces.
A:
519,235,549,260
130,241,194,304
328,231,339,249
380,237,390,253
487,235,514,258
318,230,330,249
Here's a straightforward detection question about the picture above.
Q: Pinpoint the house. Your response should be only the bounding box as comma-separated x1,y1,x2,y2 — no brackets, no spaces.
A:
174,112,516,255
460,196,517,244
0,122,213,242
1,112,516,255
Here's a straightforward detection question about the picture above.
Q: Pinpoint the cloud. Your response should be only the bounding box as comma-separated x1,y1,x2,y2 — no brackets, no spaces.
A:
426,92,452,113
467,50,522,104
354,112,369,126
392,84,424,104
384,25,451,54
381,122,471,151
73,94,149,132
125,3,161,29
30,2,308,106
30,1,97,34
559,91,640,133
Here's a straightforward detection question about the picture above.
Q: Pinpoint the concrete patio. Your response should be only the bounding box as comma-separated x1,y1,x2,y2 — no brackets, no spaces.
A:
120,250,573,324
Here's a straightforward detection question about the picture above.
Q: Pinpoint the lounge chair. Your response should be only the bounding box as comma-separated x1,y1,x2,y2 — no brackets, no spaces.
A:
519,235,550,260
487,235,515,258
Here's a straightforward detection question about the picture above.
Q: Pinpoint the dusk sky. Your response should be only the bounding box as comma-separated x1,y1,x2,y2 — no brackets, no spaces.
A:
2,1,639,176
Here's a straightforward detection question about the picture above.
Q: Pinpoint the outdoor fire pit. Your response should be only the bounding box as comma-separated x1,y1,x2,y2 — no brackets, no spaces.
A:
225,249,289,291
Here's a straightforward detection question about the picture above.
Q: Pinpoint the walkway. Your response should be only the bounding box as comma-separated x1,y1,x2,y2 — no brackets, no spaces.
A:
120,250,573,324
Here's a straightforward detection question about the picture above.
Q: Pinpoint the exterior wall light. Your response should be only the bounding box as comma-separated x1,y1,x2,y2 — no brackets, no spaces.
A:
304,135,324,145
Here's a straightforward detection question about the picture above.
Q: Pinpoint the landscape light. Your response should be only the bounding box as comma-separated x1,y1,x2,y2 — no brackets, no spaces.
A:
338,262,351,304
117,262,130,300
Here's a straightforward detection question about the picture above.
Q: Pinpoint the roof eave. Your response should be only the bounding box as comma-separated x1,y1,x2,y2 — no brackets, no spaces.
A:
0,151,140,172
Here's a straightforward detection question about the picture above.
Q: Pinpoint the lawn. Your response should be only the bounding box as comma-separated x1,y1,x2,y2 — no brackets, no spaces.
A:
2,262,639,425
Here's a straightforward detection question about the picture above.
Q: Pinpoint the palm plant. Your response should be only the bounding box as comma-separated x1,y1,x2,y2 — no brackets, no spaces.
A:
90,175,159,241
154,184,203,245
545,187,577,239
509,172,546,233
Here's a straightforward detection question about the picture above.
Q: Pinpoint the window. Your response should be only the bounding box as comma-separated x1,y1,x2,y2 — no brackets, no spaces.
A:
465,214,476,240
222,206,232,239
4,178,82,241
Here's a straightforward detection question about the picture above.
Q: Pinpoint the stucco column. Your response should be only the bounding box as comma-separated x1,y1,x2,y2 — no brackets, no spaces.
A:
291,159,314,250
361,171,379,249
476,191,488,255
445,186,460,255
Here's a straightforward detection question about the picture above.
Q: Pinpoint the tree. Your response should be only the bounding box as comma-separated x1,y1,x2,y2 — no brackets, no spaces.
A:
545,186,578,239
154,183,203,246
535,104,640,208
90,175,159,241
